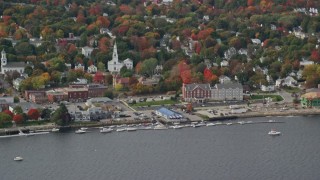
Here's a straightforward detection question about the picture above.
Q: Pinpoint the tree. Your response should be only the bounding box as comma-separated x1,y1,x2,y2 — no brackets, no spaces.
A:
13,114,23,124
0,112,12,126
13,106,23,115
51,103,71,126
3,110,14,118
14,96,20,103
93,72,105,83
40,108,52,120
140,58,158,77
27,109,40,120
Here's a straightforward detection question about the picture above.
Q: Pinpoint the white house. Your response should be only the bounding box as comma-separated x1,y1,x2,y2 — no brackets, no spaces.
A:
261,85,275,92
0,50,27,74
220,60,229,67
87,64,97,73
82,46,94,57
13,77,24,90
74,63,85,71
276,77,297,87
251,39,261,45
123,58,133,70
219,75,231,84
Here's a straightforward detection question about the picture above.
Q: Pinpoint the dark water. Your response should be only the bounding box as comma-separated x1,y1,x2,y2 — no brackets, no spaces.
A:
1,116,320,180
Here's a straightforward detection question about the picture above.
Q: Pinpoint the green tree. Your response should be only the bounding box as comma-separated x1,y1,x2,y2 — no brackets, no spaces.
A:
13,106,23,115
140,58,158,77
51,103,71,126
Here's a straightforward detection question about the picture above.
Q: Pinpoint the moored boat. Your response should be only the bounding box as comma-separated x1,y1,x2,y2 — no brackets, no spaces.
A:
172,125,183,129
100,128,113,133
75,129,86,134
126,127,137,131
206,123,215,126
52,128,59,132
268,129,281,136
116,128,126,132
154,125,168,130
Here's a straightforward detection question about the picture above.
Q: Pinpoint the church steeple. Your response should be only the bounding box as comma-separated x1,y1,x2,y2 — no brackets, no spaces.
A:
112,42,118,63
1,49,7,66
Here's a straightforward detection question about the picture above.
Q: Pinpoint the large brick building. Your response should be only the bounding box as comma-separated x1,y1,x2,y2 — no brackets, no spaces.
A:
182,83,243,102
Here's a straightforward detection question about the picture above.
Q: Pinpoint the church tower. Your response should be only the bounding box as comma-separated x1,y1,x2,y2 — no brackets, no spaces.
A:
1,49,7,66
112,42,118,63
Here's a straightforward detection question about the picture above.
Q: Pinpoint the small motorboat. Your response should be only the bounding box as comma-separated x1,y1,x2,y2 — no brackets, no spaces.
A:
116,128,126,132
226,123,232,125
238,121,245,125
268,129,281,136
80,127,88,131
51,128,59,132
154,125,168,130
75,129,86,134
172,125,183,129
14,156,23,161
100,128,113,133
206,123,215,126
126,127,137,131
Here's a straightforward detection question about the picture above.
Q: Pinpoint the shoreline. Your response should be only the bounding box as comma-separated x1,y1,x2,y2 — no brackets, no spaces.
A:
1,108,320,135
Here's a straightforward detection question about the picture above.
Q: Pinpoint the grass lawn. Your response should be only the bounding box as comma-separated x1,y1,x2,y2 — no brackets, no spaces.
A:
131,99,178,107
283,86,301,93
250,94,283,102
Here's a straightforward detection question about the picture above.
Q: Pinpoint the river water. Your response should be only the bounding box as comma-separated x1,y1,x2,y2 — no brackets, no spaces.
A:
1,116,320,180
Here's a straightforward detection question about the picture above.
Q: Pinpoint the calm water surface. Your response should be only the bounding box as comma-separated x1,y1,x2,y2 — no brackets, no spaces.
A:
1,116,320,180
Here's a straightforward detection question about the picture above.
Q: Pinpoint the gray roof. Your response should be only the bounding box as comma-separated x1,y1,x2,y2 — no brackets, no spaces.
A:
2,62,26,68
215,83,243,89
185,84,211,91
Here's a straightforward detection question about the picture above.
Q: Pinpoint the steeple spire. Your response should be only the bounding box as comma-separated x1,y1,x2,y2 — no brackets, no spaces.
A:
112,41,118,63
1,49,7,66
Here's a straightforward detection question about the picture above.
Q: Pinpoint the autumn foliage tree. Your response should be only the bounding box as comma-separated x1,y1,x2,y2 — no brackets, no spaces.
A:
28,109,40,120
178,61,192,84
13,114,24,124
3,110,14,118
203,68,218,83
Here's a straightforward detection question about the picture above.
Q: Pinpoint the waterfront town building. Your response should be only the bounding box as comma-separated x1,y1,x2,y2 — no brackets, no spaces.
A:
182,83,243,102
1,50,27,74
108,42,133,73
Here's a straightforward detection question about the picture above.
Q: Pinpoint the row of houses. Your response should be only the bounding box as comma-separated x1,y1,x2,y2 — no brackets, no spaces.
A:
24,84,107,104
182,83,243,102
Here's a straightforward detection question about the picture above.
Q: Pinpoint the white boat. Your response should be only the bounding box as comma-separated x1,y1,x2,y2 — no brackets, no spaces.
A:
80,127,88,131
116,128,126,132
238,121,245,125
172,125,183,129
14,156,23,161
268,120,275,123
100,128,113,133
154,125,168,130
206,123,216,126
141,126,152,130
126,127,137,131
268,129,281,136
51,128,59,132
226,123,232,125
75,129,86,134
245,121,253,124
215,122,223,125
184,124,192,127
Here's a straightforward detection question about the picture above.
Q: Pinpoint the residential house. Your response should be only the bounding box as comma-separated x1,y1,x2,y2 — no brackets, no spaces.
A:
57,33,80,47
74,63,85,71
138,77,160,86
123,58,133,70
251,39,261,45
271,24,277,30
87,64,97,74
276,77,297,87
28,91,47,104
220,60,229,67
261,85,275,92
219,75,231,84
113,75,130,88
82,46,94,57
29,38,43,47
13,77,24,90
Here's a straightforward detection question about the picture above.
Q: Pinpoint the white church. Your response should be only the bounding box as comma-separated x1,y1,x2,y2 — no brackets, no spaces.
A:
1,49,27,75
107,42,133,73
